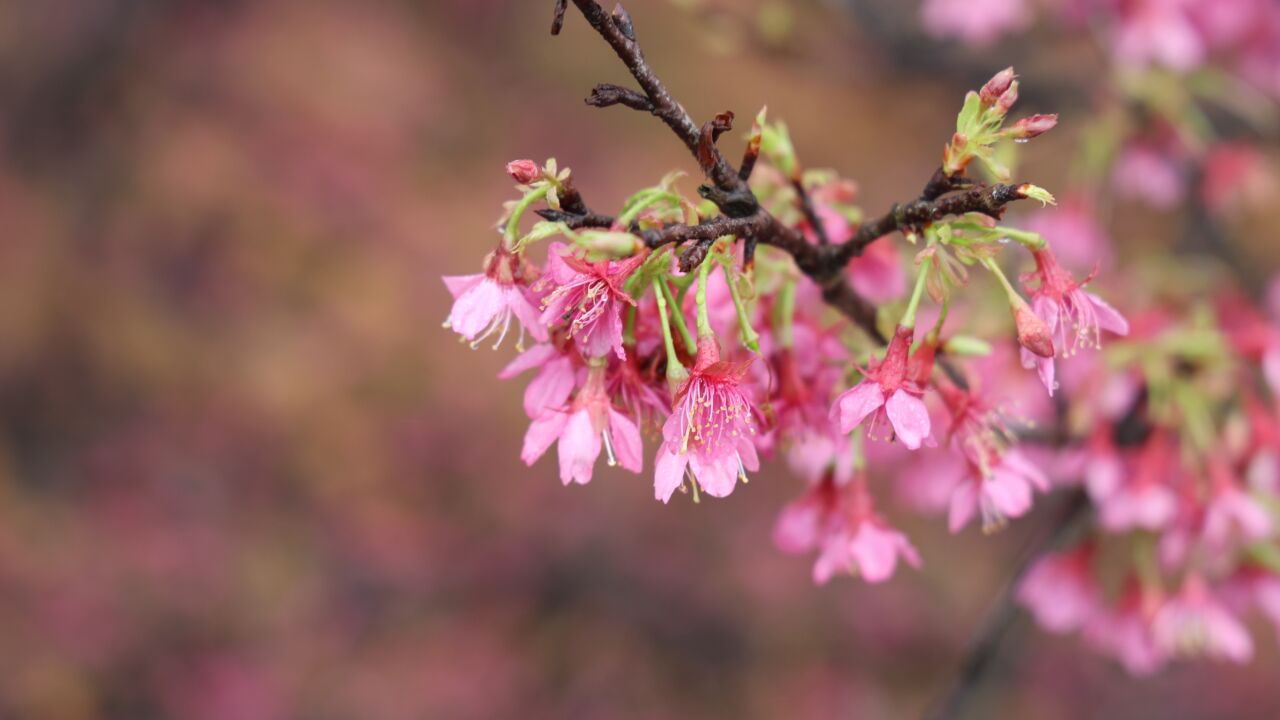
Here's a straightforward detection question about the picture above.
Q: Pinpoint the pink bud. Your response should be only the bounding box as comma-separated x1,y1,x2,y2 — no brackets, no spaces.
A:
506,159,540,184
1008,114,1058,140
995,80,1019,114
979,67,1016,105
1013,298,1054,358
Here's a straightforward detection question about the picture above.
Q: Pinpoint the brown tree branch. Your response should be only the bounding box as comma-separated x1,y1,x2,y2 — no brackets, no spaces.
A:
553,0,1032,343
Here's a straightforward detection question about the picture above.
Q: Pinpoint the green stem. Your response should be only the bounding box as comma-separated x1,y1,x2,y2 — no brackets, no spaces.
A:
653,278,688,386
503,185,550,249
927,295,951,344
722,264,760,352
696,256,714,338
623,303,638,347
617,189,681,228
900,259,931,330
659,281,697,355
982,256,1021,304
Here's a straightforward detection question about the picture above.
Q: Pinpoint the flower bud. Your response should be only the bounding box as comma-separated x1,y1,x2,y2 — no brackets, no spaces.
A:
1007,114,1058,140
979,67,1016,105
1013,296,1055,358
995,80,1019,114
506,159,540,184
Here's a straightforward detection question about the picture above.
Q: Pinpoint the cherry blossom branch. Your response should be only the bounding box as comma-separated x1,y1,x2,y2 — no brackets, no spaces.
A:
552,0,1038,345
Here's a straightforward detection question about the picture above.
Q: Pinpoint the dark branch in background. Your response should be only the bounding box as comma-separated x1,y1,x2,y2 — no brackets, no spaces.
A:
925,389,1148,720
924,490,1091,720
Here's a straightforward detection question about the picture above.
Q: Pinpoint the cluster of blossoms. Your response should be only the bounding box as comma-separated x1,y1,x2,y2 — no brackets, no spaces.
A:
1011,291,1280,674
913,0,1280,674
447,25,1280,672
923,0,1278,265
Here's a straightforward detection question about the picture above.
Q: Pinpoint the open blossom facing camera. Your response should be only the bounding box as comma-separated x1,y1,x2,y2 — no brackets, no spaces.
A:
444,3,1280,685
538,244,643,360
830,326,931,450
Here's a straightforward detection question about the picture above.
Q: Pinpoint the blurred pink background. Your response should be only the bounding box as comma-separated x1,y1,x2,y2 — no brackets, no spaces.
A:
0,1,1277,718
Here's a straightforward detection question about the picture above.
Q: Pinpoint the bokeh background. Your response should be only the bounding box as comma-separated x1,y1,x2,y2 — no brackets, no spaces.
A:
1,1,1278,718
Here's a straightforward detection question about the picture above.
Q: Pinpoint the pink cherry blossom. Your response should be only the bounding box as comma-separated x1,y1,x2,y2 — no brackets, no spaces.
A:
773,474,841,554
499,343,577,418
813,517,921,585
847,237,906,304
1017,545,1101,633
1091,431,1179,532
798,475,921,585
443,246,547,350
1019,246,1129,396
522,364,643,485
1153,574,1254,664
948,448,1047,533
538,244,643,359
654,337,760,502
1084,581,1168,676
1202,459,1273,547
830,325,931,450
920,0,1031,46
1111,0,1206,71
1111,144,1187,208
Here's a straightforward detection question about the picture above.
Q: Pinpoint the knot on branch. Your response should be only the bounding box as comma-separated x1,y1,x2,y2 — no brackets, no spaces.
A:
698,183,758,219
678,238,716,272
586,84,654,112
610,4,635,40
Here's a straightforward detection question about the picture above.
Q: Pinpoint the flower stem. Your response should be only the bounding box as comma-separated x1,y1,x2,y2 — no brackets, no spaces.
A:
900,258,931,330
695,255,714,338
503,185,550,249
981,256,1021,303
659,280,697,355
616,189,681,229
653,277,688,388
722,263,760,352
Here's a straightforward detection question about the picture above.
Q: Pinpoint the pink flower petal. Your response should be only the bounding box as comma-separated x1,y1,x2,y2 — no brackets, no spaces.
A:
831,381,885,434
654,443,688,503
521,411,568,466
607,409,644,473
885,390,930,450
558,409,601,485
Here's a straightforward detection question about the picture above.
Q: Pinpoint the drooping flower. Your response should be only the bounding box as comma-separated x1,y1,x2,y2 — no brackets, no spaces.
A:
654,336,760,502
805,474,921,585
522,363,643,485
443,246,547,350
1084,579,1168,676
830,325,931,450
1019,246,1129,395
948,446,1047,533
1153,573,1254,664
1090,430,1179,533
1017,544,1101,633
499,343,577,419
1202,458,1274,548
539,243,643,360
773,473,842,555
